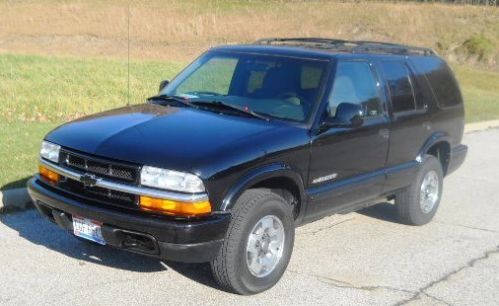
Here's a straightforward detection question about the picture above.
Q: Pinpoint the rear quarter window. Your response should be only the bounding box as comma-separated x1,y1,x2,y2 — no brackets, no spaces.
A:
410,57,463,108
379,61,417,113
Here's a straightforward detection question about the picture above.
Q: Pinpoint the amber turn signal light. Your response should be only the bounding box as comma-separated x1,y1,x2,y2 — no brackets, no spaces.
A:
139,196,211,217
39,165,60,184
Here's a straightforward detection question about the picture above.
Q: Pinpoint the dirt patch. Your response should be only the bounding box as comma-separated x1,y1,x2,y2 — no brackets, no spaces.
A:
0,1,497,66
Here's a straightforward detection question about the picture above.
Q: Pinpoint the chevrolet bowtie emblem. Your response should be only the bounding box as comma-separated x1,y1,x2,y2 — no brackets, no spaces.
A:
80,173,98,187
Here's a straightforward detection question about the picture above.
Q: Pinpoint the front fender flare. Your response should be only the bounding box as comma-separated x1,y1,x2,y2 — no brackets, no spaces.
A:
220,163,306,213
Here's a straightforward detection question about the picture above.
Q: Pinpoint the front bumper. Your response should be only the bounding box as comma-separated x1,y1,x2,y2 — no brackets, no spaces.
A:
28,178,231,263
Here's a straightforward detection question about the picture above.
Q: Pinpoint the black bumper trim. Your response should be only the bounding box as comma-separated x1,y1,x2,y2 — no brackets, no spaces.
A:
28,178,230,263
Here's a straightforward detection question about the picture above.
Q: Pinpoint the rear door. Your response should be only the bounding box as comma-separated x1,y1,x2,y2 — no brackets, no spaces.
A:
376,60,431,192
306,59,390,219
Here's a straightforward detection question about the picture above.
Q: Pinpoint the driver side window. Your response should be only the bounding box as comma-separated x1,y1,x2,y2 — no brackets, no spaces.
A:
328,61,383,118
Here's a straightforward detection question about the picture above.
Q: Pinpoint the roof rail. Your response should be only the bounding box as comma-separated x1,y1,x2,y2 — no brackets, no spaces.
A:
254,37,436,56
255,37,351,45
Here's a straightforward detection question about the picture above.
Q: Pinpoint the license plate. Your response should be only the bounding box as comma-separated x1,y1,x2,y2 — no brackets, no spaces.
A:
72,216,106,245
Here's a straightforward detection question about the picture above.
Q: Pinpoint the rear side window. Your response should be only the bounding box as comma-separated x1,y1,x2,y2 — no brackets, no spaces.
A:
380,61,416,113
328,61,383,118
411,57,462,107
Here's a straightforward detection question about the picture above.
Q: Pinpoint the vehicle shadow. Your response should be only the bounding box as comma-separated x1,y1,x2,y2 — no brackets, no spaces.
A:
0,176,31,191
1,209,220,288
1,176,34,213
357,201,400,224
163,261,220,289
1,210,166,272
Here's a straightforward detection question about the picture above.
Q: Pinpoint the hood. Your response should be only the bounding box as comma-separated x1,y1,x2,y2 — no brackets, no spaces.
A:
46,104,297,178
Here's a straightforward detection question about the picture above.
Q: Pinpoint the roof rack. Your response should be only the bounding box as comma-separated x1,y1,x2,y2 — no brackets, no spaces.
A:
254,37,436,56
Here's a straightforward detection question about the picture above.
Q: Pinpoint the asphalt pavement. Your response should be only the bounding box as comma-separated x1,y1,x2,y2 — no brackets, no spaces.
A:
1,128,498,306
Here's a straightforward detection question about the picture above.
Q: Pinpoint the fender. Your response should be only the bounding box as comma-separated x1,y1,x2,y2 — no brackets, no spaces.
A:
220,163,307,220
416,131,451,162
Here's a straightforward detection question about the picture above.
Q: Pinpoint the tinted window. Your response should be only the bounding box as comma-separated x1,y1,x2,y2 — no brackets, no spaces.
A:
245,59,276,94
328,61,383,118
165,53,328,122
411,57,462,107
301,64,323,89
245,61,324,93
380,61,416,113
176,57,238,95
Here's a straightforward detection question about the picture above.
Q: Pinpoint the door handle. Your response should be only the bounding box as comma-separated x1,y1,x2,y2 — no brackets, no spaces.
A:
378,128,390,139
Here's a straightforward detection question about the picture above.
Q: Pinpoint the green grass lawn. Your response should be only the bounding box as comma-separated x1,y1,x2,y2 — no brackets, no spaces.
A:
0,54,185,123
452,65,499,123
0,122,59,190
0,53,498,190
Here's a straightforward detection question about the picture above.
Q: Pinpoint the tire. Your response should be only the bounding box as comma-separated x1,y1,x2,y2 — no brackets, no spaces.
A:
396,155,444,226
211,189,295,295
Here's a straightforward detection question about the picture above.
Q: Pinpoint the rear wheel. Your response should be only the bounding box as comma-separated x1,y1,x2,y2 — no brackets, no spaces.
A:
211,189,294,295
396,155,444,226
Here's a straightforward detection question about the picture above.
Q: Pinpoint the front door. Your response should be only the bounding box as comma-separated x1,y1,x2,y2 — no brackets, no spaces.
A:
306,60,390,219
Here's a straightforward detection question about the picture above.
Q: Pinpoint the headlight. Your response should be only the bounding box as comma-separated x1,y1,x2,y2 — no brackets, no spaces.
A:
40,141,61,163
140,166,205,193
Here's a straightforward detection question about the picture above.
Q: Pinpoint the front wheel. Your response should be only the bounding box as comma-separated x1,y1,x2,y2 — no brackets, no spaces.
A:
396,155,444,226
210,189,295,295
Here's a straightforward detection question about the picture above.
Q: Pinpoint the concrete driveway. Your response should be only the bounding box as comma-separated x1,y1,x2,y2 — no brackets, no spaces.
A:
1,128,498,306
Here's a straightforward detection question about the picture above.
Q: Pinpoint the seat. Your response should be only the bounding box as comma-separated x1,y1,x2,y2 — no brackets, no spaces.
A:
252,67,298,99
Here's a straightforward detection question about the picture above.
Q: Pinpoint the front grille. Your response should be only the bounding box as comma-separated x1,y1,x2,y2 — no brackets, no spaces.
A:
56,149,140,209
58,178,138,208
60,149,139,183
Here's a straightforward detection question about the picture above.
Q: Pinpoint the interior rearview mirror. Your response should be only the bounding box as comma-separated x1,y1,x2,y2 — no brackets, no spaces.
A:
159,80,169,93
323,102,364,129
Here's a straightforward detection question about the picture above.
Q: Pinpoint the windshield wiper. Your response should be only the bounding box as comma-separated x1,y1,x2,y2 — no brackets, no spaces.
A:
191,100,270,121
147,94,195,108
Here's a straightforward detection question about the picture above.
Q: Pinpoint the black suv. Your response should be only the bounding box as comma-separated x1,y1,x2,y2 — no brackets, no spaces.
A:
28,38,467,295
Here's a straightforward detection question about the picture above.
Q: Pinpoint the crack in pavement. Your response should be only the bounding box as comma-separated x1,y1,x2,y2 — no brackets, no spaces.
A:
434,221,499,234
420,292,453,306
288,245,499,306
392,245,499,306
287,269,415,298
310,274,452,305
296,217,355,236
316,275,415,295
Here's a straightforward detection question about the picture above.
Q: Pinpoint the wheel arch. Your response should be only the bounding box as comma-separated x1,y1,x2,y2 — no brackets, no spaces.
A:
417,132,451,175
220,163,306,221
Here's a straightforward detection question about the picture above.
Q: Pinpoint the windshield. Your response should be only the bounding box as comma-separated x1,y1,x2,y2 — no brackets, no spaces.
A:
162,52,329,122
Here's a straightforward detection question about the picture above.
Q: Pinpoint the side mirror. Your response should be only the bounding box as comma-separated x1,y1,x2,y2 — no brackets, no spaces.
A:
323,102,364,129
158,80,169,93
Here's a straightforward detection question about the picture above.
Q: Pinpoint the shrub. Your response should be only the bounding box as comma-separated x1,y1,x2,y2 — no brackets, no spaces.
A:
457,35,495,63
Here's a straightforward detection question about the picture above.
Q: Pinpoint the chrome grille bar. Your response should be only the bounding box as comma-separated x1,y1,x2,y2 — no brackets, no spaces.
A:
39,158,208,202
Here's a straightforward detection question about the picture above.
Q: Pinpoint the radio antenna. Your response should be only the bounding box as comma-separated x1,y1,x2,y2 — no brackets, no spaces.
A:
127,1,131,106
